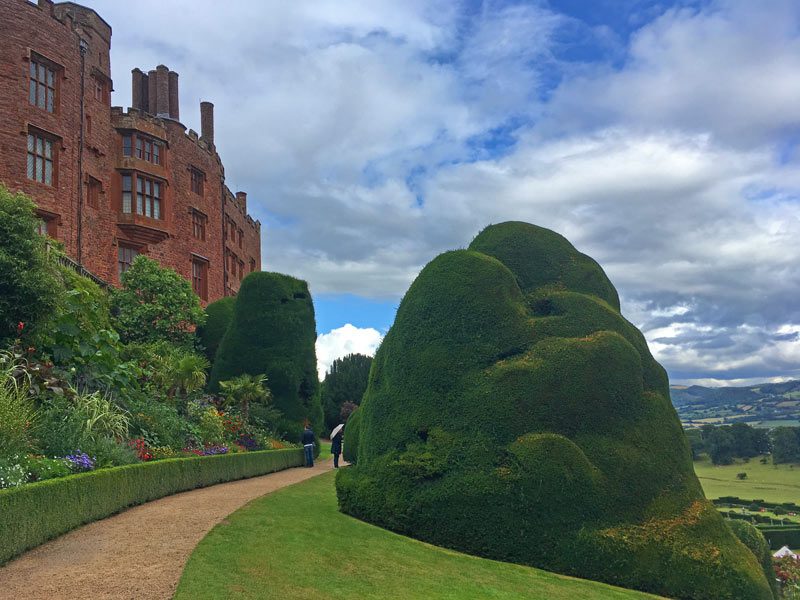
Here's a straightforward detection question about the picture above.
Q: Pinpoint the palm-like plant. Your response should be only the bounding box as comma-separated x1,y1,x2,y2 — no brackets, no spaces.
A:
219,374,271,423
171,353,210,396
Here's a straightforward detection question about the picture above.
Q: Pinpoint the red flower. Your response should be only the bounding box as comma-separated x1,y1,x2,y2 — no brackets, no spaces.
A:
16,322,25,334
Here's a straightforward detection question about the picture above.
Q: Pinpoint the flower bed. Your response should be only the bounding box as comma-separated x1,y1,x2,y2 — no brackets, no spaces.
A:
0,447,303,565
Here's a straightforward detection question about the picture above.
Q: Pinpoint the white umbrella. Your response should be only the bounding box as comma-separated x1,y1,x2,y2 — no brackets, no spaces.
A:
330,424,344,439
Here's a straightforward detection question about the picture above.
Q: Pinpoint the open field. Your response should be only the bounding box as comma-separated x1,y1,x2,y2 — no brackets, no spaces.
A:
694,456,800,503
175,471,663,600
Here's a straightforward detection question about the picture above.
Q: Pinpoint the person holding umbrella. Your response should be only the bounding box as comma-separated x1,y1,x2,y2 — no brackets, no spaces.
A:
330,423,344,468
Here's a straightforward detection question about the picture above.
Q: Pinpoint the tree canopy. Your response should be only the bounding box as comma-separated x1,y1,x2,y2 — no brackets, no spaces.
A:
0,185,60,344
321,353,372,433
111,256,205,349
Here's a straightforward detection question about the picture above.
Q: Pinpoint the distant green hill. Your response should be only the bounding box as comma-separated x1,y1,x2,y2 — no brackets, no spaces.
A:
670,380,800,428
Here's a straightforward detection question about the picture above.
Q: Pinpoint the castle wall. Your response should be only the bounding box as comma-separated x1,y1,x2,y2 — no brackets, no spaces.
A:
0,0,262,303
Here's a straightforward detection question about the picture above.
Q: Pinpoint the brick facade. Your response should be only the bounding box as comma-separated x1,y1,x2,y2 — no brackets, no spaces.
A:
0,0,261,303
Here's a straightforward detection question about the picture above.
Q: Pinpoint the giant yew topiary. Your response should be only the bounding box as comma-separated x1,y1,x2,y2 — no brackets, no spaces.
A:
209,273,322,439
197,296,235,362
336,222,773,600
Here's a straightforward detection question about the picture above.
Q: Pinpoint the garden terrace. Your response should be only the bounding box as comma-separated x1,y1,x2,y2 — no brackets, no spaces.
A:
0,448,302,565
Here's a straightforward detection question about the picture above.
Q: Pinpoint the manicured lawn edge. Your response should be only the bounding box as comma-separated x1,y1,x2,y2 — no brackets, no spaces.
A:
0,448,303,565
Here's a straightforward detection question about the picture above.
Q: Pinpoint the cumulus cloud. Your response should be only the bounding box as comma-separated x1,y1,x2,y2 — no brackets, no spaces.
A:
315,324,382,380
84,0,800,384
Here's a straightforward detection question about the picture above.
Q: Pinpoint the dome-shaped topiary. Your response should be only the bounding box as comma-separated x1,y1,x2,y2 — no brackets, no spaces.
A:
342,407,362,465
336,222,773,600
197,296,236,362
209,272,323,439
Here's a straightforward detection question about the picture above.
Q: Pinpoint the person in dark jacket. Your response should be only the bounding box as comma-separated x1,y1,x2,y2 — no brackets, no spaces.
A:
331,426,343,468
302,424,315,467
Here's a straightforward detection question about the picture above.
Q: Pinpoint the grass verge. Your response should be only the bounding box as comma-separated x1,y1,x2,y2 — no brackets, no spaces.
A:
694,455,800,503
176,471,662,599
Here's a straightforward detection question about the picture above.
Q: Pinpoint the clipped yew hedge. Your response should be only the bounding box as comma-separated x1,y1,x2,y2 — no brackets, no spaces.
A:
342,408,362,464
209,272,323,439
198,296,236,362
0,448,303,565
337,221,773,600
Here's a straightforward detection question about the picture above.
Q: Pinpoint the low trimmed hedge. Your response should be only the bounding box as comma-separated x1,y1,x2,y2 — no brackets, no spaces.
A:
757,526,800,550
0,448,303,565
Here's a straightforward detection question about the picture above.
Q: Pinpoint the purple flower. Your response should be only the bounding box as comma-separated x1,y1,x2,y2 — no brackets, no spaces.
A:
66,451,95,472
201,445,228,456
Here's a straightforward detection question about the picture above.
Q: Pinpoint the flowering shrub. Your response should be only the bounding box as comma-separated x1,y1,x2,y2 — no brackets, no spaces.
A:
0,456,30,489
184,445,229,456
197,407,225,446
150,446,180,460
128,438,153,461
26,456,71,481
235,433,260,452
775,555,800,599
222,413,244,441
65,451,95,472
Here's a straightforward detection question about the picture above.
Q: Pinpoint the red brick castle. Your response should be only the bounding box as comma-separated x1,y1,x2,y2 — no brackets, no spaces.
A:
0,0,262,302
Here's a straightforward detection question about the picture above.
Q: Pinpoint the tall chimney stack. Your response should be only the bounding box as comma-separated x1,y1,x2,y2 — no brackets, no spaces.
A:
168,71,179,120
235,191,247,212
147,69,158,114
155,65,169,116
200,101,214,146
131,68,143,111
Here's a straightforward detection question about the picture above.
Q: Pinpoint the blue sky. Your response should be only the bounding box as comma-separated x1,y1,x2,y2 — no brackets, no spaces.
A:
87,0,800,385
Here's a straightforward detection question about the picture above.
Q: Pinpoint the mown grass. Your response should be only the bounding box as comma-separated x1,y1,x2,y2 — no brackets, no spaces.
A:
318,440,332,462
694,455,800,503
176,471,662,600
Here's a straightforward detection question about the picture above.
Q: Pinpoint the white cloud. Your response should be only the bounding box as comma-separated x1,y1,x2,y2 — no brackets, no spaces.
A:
315,324,382,380
80,0,800,384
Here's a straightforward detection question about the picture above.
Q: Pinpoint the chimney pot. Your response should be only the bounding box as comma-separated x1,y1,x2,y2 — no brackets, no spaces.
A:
168,71,179,120
147,70,157,114
154,65,169,117
200,101,214,147
236,191,247,212
131,68,147,111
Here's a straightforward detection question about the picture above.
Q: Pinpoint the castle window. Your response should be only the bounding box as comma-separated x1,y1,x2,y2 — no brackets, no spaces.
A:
136,175,162,219
86,176,101,209
27,130,56,186
121,174,132,213
249,258,256,272
192,209,207,241
238,260,244,280
93,76,109,105
190,167,204,195
121,173,163,219
118,244,139,276
192,257,208,300
124,134,162,165
238,228,243,248
29,55,57,113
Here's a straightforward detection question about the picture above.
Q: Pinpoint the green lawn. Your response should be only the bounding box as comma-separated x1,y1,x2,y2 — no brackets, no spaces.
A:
318,440,332,461
694,456,800,503
176,471,662,600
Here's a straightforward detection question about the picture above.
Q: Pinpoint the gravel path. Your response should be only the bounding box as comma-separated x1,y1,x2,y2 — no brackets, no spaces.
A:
0,459,333,600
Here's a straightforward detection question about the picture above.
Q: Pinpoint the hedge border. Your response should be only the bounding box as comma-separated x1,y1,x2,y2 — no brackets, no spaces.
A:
0,448,303,565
